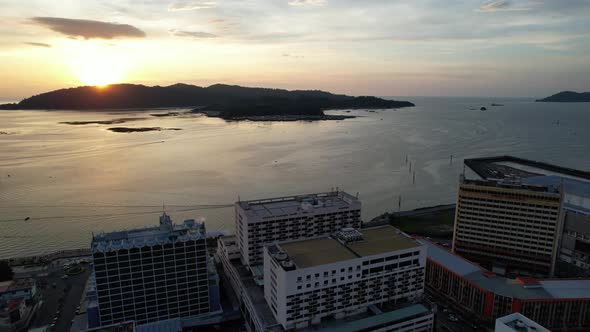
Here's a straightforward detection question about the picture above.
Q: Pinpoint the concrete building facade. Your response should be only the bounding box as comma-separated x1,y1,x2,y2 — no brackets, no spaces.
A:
453,177,563,276
263,226,426,330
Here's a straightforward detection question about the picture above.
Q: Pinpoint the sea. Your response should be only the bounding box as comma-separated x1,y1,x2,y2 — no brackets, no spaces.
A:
0,97,589,259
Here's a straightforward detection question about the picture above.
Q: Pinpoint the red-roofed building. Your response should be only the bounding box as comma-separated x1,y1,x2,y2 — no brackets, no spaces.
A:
419,239,590,331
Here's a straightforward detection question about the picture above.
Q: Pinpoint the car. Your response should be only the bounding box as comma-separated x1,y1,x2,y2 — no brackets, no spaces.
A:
448,315,459,322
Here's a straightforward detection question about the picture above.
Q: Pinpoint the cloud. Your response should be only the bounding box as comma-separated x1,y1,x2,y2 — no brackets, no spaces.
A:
208,19,225,24
24,42,51,48
288,0,326,7
168,1,216,11
31,17,145,39
170,29,217,38
479,0,540,12
282,53,304,58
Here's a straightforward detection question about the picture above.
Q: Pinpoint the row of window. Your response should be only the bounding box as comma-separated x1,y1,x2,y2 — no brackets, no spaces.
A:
459,187,560,202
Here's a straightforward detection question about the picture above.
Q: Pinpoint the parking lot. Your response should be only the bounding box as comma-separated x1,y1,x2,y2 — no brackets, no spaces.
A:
29,261,91,332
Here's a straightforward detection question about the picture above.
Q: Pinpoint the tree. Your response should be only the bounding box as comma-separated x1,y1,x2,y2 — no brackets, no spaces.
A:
0,261,14,281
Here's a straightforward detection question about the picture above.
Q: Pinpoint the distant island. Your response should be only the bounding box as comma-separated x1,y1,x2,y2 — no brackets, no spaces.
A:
536,91,590,103
0,83,414,120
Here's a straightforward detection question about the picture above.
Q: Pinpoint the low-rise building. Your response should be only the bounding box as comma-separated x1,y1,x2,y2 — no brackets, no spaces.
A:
421,238,590,330
0,279,37,303
264,226,426,330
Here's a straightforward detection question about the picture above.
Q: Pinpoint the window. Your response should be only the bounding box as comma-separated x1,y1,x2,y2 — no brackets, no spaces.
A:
297,286,302,290
297,277,302,282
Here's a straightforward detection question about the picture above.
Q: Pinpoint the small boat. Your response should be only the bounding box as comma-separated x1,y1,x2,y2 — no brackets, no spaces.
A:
24,217,30,221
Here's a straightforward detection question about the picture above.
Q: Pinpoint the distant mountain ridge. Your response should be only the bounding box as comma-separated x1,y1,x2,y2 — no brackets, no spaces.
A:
536,91,590,102
0,84,414,118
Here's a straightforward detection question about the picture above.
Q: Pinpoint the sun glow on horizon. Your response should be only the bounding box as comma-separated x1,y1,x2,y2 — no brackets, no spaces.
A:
77,61,124,86
69,45,128,87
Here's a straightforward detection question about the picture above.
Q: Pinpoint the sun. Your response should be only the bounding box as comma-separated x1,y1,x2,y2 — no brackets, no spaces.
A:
77,61,124,87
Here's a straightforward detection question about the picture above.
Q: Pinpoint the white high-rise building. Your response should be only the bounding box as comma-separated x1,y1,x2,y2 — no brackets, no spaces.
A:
235,191,361,267
263,226,427,331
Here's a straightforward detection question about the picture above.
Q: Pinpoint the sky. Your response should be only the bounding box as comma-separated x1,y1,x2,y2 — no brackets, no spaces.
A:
1,0,590,99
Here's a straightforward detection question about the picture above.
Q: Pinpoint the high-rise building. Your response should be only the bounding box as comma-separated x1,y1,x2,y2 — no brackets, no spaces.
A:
235,191,361,268
90,213,218,326
453,156,590,277
453,176,563,276
263,226,427,331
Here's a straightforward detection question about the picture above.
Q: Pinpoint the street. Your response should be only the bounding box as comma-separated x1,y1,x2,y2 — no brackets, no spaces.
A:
29,262,91,332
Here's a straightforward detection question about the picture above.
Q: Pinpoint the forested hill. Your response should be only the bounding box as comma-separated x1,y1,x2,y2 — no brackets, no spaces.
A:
536,91,590,102
0,83,415,117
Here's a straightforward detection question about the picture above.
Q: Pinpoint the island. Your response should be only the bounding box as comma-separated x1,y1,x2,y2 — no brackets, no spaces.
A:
536,91,590,103
0,83,415,121
108,127,181,133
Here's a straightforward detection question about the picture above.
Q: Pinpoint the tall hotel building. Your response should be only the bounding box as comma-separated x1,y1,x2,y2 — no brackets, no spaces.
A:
453,156,590,277
235,191,361,267
453,177,562,276
90,213,217,326
263,226,430,331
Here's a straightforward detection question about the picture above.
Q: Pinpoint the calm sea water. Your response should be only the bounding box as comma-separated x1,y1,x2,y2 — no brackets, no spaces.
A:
1,97,589,259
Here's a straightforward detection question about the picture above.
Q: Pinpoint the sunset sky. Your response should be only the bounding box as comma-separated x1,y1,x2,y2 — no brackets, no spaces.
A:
1,0,590,99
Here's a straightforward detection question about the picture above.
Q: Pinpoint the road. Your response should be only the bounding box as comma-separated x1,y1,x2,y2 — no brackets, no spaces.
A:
436,310,477,332
29,263,91,332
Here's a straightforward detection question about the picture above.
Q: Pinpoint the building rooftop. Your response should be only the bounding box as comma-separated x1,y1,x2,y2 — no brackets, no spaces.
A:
272,226,421,269
346,227,420,257
523,175,590,199
236,191,360,219
495,313,550,332
228,255,283,332
464,155,590,182
315,304,431,332
419,239,590,300
279,238,357,269
91,213,206,253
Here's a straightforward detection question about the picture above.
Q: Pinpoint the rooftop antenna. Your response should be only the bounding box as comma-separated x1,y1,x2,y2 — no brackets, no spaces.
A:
238,195,241,202
356,192,359,199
